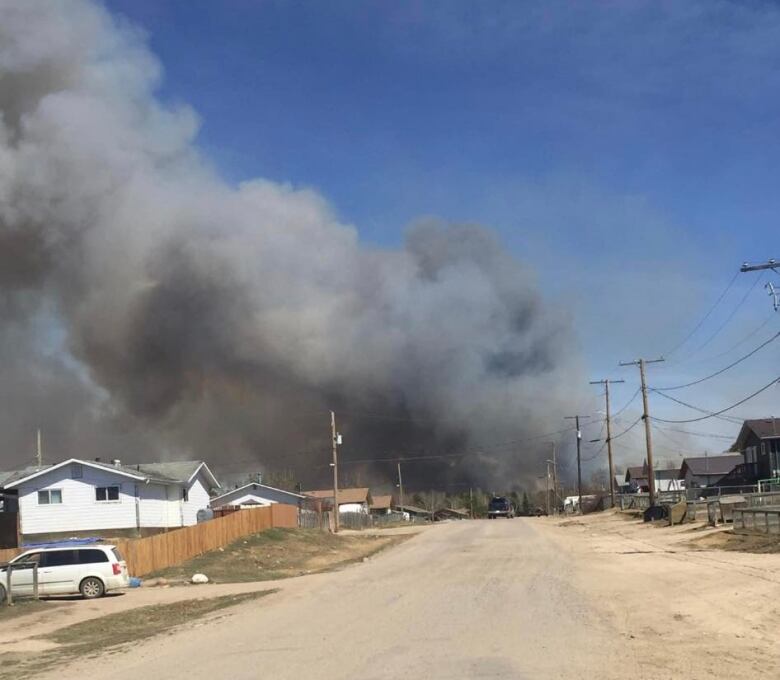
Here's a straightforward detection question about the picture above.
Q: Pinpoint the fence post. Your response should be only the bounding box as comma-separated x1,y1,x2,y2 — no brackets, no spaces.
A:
6,564,13,606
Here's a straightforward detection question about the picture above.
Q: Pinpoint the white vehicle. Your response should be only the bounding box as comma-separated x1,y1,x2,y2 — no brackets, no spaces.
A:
0,544,129,602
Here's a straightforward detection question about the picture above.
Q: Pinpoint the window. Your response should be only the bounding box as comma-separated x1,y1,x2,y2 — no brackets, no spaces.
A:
111,547,123,562
95,486,120,502
181,487,189,502
71,463,83,479
41,550,78,567
76,549,109,564
38,489,62,505
13,552,41,565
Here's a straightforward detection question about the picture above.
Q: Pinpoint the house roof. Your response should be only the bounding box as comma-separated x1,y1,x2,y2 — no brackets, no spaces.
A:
625,466,646,482
680,454,743,477
370,494,393,510
0,458,219,490
734,418,780,449
304,487,371,505
397,504,430,514
210,482,304,505
654,468,681,480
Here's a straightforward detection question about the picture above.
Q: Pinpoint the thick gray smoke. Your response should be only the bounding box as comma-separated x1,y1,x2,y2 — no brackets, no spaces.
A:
0,0,583,487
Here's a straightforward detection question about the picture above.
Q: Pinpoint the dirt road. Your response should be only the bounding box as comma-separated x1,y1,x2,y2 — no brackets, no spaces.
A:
36,514,780,679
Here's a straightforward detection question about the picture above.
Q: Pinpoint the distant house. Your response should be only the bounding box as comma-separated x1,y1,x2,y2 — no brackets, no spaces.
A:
304,488,372,514
679,454,743,489
209,482,305,510
433,507,470,521
369,494,394,515
625,464,684,492
625,466,649,492
0,458,219,540
654,468,685,492
733,418,780,482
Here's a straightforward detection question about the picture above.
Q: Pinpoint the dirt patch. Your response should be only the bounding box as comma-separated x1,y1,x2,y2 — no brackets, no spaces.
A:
148,528,408,584
0,591,273,679
686,529,780,554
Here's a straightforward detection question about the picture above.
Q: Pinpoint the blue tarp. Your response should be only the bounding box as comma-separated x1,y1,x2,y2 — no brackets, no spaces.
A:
22,537,105,549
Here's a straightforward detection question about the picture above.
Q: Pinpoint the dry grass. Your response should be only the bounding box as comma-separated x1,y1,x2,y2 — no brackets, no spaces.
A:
147,527,405,583
0,598,61,622
0,591,273,679
686,528,780,554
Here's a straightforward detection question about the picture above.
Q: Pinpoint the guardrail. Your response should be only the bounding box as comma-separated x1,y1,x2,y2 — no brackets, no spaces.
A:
733,507,780,535
1,561,40,606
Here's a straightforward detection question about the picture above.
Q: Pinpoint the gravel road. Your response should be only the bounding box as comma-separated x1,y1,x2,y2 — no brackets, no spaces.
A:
40,515,780,679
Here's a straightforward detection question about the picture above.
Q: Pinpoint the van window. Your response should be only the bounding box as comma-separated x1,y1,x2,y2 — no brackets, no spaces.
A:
111,548,123,562
14,552,41,565
41,550,78,567
76,549,109,564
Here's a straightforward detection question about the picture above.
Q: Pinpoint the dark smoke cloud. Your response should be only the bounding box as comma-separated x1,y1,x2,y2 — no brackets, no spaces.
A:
0,0,584,487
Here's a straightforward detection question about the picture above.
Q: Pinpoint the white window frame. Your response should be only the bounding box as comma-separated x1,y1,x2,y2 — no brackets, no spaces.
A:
38,489,63,505
95,485,121,503
71,463,83,479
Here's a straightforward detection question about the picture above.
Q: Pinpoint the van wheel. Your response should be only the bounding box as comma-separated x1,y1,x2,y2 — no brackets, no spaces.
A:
80,577,104,599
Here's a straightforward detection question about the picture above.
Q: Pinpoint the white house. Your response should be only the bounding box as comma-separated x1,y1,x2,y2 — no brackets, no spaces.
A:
209,482,305,509
0,458,220,539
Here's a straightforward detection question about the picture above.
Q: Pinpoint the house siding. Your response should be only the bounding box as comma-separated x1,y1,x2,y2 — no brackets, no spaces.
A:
182,474,211,525
16,464,210,537
17,465,139,535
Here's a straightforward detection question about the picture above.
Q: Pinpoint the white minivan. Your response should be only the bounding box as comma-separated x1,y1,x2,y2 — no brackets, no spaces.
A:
0,545,129,601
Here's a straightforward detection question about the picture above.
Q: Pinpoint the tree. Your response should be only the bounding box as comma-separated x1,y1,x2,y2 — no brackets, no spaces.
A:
521,492,531,516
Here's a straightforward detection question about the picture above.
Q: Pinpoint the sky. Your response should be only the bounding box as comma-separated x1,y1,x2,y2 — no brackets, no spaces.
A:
98,0,780,471
1,0,776,481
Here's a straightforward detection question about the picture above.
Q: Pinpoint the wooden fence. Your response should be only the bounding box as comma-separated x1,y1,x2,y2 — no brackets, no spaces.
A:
0,504,298,577
116,504,298,576
0,547,19,563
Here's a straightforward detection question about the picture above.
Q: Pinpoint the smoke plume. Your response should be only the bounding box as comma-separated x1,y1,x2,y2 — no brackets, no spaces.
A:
0,0,583,487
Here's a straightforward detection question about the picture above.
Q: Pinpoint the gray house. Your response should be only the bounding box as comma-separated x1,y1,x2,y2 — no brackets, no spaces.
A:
733,418,780,483
209,482,305,509
679,454,743,489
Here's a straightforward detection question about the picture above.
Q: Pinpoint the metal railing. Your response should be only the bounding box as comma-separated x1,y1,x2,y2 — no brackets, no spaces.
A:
1,561,40,606
733,507,780,535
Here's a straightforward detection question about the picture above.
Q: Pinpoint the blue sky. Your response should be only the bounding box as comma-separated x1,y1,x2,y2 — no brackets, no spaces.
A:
104,0,779,463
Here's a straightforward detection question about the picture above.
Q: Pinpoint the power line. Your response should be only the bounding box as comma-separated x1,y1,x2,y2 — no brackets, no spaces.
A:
650,376,780,424
664,270,739,357
688,312,776,365
651,331,780,391
610,415,643,441
612,387,641,417
652,424,735,441
692,272,765,353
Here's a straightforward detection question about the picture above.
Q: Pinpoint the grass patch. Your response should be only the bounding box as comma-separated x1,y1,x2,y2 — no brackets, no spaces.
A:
148,527,406,584
0,598,60,622
0,591,273,679
687,529,780,554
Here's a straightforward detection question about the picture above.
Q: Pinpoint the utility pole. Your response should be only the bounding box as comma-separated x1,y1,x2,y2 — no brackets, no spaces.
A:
545,461,551,516
619,357,664,507
330,411,340,533
589,378,625,508
36,429,42,468
397,462,405,517
551,442,558,515
564,415,590,513
469,487,474,519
